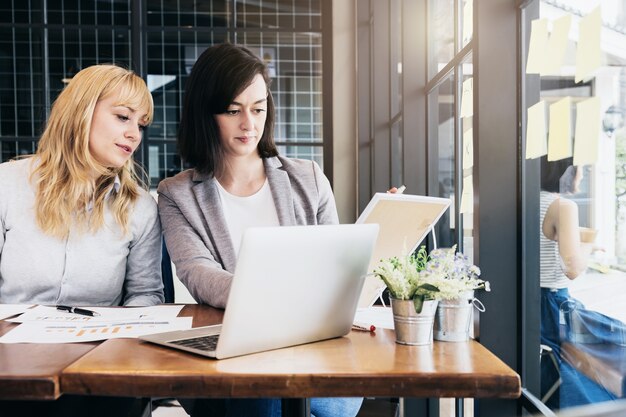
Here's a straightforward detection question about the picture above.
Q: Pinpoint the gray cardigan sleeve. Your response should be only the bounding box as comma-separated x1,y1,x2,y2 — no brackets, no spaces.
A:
158,181,232,308
123,193,165,306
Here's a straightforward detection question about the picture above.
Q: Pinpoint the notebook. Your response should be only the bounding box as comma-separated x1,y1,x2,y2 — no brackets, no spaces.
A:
140,223,379,359
356,193,451,308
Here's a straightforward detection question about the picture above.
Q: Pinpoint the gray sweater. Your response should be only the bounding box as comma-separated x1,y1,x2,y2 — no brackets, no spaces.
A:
0,158,164,306
157,156,338,308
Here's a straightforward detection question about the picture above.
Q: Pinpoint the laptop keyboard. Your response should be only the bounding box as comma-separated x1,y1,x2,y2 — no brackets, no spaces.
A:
169,334,220,352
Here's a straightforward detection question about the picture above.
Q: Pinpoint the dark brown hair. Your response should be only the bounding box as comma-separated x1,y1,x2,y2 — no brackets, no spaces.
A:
177,43,278,175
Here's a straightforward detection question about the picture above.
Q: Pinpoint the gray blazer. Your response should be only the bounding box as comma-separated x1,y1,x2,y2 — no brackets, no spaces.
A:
157,156,339,308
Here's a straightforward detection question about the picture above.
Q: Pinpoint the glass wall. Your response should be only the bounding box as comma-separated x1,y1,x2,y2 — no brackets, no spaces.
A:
0,0,328,187
522,0,626,412
427,0,474,257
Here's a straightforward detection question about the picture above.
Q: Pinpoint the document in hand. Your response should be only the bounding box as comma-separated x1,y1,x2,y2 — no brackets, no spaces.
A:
356,193,451,308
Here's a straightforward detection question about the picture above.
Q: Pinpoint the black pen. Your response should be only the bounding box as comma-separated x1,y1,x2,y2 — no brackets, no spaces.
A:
56,305,101,317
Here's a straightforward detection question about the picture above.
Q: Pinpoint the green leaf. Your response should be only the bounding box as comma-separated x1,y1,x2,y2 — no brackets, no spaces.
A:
413,295,425,314
418,283,440,292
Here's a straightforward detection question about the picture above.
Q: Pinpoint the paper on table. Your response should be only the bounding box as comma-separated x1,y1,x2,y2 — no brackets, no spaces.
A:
0,317,193,344
548,97,572,161
0,304,33,320
9,304,184,323
354,306,394,330
575,7,601,83
573,97,600,166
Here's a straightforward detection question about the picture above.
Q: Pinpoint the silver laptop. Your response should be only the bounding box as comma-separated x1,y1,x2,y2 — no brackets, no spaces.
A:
140,224,379,359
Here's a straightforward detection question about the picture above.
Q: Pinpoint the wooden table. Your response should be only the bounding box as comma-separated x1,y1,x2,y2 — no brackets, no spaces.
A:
0,318,97,400
58,305,520,416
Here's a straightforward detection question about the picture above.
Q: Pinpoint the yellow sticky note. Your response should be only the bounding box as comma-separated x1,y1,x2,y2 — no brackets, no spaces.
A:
462,1,473,46
575,7,601,83
460,175,473,214
460,78,473,118
548,97,572,161
573,97,600,166
463,128,474,169
526,19,549,74
525,101,547,159
544,15,571,76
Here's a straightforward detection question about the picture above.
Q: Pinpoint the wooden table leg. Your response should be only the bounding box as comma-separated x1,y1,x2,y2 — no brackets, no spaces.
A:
282,398,310,417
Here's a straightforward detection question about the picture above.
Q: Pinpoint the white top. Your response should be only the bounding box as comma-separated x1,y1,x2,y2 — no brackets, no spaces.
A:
216,179,279,256
0,158,164,306
540,191,570,289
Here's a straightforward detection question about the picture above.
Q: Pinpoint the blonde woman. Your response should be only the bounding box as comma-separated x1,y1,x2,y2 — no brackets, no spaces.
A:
0,64,163,308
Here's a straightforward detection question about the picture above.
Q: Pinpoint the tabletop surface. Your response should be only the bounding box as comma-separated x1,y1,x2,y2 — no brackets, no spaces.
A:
60,305,521,399
0,318,97,400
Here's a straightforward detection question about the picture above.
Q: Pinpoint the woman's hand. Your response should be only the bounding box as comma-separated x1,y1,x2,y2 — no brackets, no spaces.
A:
387,185,406,194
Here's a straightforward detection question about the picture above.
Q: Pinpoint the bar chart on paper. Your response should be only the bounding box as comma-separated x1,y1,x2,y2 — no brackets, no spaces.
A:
0,305,193,343
0,319,193,343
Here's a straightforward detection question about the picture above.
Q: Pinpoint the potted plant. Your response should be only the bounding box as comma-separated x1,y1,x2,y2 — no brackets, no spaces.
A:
419,245,490,342
374,247,442,345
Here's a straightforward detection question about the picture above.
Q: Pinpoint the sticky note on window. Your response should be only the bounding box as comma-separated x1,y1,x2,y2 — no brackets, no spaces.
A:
525,101,547,159
526,19,549,74
573,97,600,166
463,128,474,169
460,78,473,118
575,7,601,83
460,175,473,214
462,1,473,46
544,15,571,76
548,97,572,161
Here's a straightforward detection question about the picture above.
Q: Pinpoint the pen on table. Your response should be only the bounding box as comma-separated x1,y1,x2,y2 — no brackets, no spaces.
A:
352,322,376,332
56,305,100,317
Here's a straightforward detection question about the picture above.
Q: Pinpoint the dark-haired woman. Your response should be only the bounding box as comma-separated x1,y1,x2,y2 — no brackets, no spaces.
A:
157,43,361,417
539,156,615,408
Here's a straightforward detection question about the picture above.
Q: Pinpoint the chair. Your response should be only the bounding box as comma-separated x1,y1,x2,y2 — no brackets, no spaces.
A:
161,239,175,303
540,344,562,404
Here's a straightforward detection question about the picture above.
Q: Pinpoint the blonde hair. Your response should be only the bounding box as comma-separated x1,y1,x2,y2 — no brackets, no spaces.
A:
32,64,154,238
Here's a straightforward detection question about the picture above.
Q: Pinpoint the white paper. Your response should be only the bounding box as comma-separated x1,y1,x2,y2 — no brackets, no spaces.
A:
0,304,33,320
462,0,473,46
354,306,394,330
463,128,474,169
9,304,184,323
460,175,474,214
460,78,473,118
0,317,193,344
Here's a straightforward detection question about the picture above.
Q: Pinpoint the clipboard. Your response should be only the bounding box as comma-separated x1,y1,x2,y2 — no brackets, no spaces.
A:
355,193,451,308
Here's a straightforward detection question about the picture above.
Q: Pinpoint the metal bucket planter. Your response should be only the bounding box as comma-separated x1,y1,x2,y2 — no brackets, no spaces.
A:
390,298,438,345
434,290,485,342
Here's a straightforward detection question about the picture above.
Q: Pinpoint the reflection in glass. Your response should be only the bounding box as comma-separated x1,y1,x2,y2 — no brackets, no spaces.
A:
530,1,626,411
428,0,454,79
429,75,455,248
461,57,474,262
